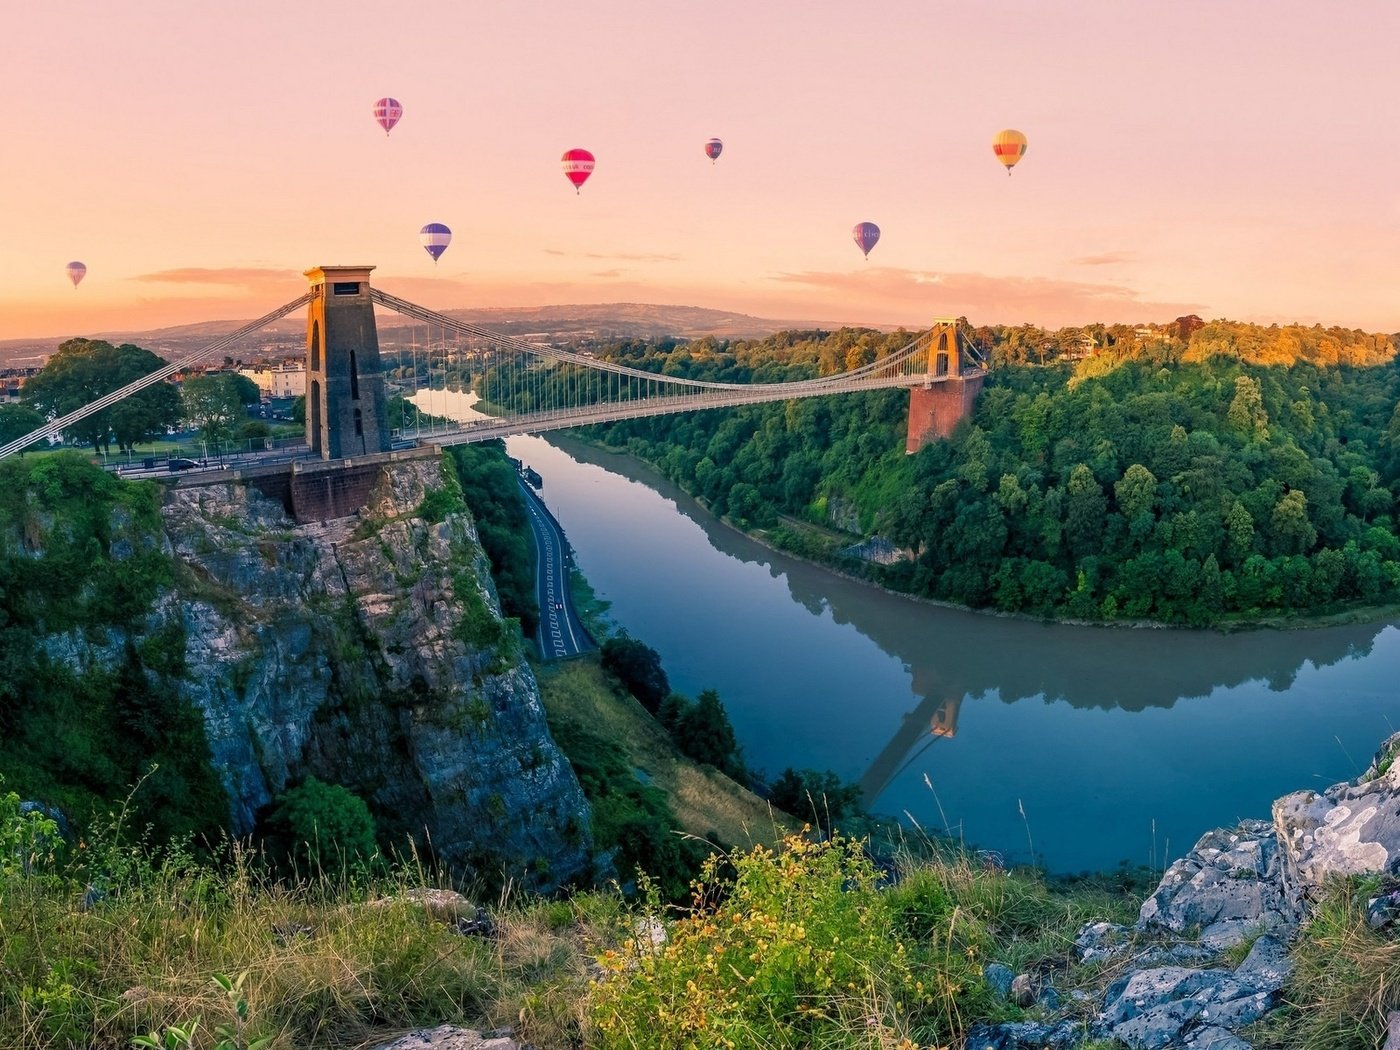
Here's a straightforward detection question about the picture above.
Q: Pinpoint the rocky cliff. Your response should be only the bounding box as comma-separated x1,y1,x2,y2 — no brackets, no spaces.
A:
20,455,593,891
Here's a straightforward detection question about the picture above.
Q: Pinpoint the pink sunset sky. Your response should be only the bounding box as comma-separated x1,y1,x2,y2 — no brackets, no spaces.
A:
3,1,1398,341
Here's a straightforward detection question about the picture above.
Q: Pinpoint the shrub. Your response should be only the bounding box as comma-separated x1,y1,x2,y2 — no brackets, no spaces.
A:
587,833,977,1048
261,777,377,880
769,768,864,836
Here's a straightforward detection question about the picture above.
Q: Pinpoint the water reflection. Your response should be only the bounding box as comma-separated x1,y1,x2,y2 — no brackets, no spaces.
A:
546,434,1388,711
511,434,1400,870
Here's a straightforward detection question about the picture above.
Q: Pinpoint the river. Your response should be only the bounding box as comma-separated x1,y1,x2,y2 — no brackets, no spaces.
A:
492,433,1400,874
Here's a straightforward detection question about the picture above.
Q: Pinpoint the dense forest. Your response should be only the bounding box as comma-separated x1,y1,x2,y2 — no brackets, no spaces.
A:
545,320,1400,626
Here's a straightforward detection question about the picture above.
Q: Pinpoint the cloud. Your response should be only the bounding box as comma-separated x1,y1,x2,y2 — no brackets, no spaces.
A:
767,267,1206,327
589,269,625,279
127,267,301,291
1071,251,1135,266
541,249,681,263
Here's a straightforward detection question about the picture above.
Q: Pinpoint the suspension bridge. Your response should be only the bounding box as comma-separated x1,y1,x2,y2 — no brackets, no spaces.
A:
0,266,988,512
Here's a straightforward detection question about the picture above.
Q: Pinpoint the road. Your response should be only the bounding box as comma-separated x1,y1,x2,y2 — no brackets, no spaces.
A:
519,477,593,659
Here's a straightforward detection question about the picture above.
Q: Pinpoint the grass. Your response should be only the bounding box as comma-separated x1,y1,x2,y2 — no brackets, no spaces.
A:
535,658,785,851
0,834,614,1050
0,790,1164,1050
1250,875,1400,1050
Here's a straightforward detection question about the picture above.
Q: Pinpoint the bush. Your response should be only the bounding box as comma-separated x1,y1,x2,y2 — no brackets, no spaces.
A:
769,767,864,836
600,634,669,713
261,777,377,879
587,834,976,1048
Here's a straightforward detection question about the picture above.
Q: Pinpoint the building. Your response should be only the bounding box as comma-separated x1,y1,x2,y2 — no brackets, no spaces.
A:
238,361,307,399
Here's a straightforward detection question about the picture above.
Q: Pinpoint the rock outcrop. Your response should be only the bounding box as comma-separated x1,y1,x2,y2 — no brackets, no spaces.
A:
35,457,593,891
974,733,1400,1049
1274,731,1400,909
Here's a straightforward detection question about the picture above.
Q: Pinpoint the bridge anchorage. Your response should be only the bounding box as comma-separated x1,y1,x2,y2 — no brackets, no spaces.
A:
0,265,988,519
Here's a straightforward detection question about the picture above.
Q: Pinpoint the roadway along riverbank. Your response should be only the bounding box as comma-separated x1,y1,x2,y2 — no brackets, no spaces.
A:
519,478,593,659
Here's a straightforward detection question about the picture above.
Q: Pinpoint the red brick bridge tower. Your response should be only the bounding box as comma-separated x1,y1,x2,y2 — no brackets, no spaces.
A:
905,318,986,453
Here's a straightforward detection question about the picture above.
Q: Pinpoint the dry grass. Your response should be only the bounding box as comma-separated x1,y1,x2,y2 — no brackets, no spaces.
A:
1252,876,1400,1050
0,844,612,1050
535,658,788,849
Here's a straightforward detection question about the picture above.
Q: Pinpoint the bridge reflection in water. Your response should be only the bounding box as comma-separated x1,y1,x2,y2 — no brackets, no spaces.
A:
517,433,1400,871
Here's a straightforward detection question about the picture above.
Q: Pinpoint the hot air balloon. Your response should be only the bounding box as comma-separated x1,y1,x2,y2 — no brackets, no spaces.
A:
992,129,1027,175
852,222,880,259
373,97,403,136
65,261,87,289
419,223,452,264
561,148,595,193
704,137,723,163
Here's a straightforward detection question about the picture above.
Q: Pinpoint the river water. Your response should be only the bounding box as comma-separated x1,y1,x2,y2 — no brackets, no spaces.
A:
492,433,1400,874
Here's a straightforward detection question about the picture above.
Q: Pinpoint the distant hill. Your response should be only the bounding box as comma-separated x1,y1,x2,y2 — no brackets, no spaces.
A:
0,303,840,366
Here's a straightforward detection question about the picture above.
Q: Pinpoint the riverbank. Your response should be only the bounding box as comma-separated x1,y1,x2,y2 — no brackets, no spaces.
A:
570,434,1400,633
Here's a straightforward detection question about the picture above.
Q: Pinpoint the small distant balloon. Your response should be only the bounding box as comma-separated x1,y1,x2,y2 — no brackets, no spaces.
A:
704,137,723,163
852,222,880,259
992,129,1027,175
419,223,452,263
561,148,595,193
374,97,403,136
65,261,87,288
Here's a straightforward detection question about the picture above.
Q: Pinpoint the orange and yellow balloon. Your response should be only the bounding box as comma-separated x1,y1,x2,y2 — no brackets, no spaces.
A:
992,129,1027,175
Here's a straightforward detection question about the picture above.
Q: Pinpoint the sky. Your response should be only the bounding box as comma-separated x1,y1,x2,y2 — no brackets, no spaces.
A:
3,0,1398,340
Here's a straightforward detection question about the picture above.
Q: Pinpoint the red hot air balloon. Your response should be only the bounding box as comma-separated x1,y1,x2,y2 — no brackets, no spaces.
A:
65,261,87,288
561,148,595,193
852,222,880,259
373,97,403,136
704,137,723,163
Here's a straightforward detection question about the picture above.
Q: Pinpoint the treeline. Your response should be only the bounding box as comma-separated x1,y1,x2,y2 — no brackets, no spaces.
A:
577,325,1400,625
985,319,1396,370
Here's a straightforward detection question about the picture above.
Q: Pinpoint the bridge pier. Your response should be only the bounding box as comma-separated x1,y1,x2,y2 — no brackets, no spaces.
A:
905,319,984,453
305,265,392,460
906,374,984,452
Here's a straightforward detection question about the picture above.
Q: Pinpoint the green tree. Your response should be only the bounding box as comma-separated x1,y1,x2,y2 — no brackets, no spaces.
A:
0,404,45,455
1227,374,1268,438
1271,490,1317,555
1225,500,1256,564
601,633,670,713
1064,463,1107,558
182,374,248,460
22,339,180,453
262,776,377,878
1114,463,1158,521
768,768,863,836
665,689,744,781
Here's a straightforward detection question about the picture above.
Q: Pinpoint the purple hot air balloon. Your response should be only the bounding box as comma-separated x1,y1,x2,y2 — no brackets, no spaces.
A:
65,261,87,288
852,221,880,259
419,223,452,264
373,97,403,136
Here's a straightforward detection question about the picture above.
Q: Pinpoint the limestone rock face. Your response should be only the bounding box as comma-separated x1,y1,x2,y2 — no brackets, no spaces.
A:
1273,731,1400,910
42,458,591,892
1137,820,1291,951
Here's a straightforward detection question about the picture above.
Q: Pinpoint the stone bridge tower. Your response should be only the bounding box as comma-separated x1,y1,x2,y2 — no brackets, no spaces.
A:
304,265,392,460
905,318,986,453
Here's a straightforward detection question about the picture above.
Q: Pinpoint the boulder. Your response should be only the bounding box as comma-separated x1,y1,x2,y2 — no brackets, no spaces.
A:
984,962,1015,1000
1096,965,1277,1049
369,1026,518,1050
962,1020,1085,1050
1274,732,1400,911
1137,821,1291,951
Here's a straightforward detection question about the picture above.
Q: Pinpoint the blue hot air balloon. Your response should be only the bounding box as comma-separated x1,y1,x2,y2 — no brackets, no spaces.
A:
419,223,452,263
